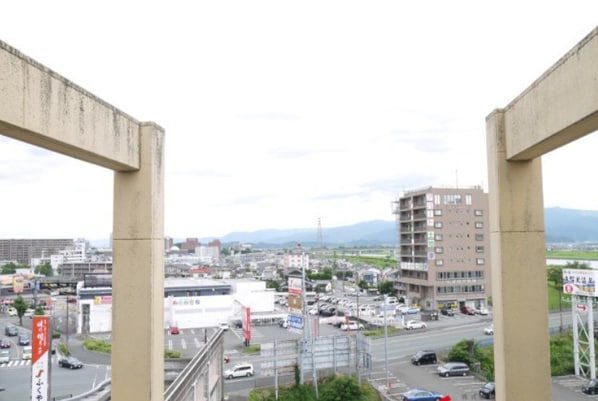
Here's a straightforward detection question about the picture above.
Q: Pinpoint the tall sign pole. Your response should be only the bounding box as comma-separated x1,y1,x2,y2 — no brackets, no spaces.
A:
31,316,51,401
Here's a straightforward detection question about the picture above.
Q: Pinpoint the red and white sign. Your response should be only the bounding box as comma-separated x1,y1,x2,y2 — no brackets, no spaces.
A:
576,304,588,312
31,316,51,401
242,306,251,342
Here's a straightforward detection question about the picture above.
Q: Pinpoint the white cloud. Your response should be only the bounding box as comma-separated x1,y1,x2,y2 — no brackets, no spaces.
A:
1,1,598,240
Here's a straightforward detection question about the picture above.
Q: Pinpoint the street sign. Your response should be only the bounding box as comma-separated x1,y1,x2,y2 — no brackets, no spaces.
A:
576,304,588,312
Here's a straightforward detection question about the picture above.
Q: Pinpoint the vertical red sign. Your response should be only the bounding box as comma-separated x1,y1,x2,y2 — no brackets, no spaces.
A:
242,306,251,342
31,316,50,401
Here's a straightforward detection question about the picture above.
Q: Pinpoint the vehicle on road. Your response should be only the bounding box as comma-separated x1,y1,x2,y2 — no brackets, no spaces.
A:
340,322,364,331
405,320,427,330
479,381,495,399
582,378,598,395
475,306,489,315
224,363,254,379
411,350,437,365
58,356,83,369
484,325,494,335
0,338,11,348
7,307,17,316
24,309,35,318
460,306,476,315
440,307,454,316
0,350,9,363
170,326,180,335
219,322,230,331
399,388,448,401
437,362,470,377
22,345,32,360
18,334,30,346
4,325,17,337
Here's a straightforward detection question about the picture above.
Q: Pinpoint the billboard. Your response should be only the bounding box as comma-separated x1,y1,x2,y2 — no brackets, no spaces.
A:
563,269,598,297
31,316,51,401
242,306,252,342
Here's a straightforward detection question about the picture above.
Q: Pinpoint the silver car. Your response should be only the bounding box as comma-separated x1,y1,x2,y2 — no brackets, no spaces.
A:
437,362,469,377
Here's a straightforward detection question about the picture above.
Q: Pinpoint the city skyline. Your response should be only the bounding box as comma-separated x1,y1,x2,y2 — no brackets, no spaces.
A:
1,1,598,240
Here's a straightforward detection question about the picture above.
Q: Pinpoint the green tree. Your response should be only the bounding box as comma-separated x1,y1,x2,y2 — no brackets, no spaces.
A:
1,263,18,274
35,262,53,277
319,376,362,401
377,280,395,295
358,280,369,290
13,295,29,326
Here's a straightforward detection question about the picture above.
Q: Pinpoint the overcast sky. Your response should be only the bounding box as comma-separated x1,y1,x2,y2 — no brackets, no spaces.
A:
1,1,598,241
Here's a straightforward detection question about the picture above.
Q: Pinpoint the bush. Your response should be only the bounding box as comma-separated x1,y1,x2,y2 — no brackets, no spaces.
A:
84,339,112,353
164,350,181,358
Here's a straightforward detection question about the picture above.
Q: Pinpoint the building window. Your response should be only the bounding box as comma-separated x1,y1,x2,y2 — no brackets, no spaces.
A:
475,234,484,241
435,234,443,241
435,247,444,254
476,246,484,253
434,194,441,204
466,194,472,205
476,258,485,265
475,221,484,229
435,259,444,266
474,209,483,216
434,221,443,229
434,209,443,216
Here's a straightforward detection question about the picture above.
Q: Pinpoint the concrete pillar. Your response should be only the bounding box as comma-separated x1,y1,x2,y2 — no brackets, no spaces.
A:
486,110,551,401
111,123,165,401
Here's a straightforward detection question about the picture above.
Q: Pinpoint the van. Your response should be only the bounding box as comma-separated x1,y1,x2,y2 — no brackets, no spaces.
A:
411,350,437,365
22,346,32,360
4,325,18,336
224,363,254,379
0,350,9,363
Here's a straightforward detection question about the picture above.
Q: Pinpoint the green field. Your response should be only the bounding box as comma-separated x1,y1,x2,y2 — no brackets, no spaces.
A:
546,250,598,260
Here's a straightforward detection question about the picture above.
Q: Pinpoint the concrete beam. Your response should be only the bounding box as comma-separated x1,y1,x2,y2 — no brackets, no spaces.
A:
503,27,598,161
0,40,140,171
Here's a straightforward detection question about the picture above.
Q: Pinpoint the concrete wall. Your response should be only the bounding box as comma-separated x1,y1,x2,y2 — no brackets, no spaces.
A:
0,39,165,401
486,26,598,401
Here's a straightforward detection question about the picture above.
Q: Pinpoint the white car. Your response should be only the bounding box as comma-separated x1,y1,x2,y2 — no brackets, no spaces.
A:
340,321,364,331
224,363,254,379
219,322,230,331
484,325,494,335
475,307,489,315
405,320,427,330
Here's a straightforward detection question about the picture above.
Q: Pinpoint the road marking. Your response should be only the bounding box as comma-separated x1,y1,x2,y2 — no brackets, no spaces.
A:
181,339,187,349
168,339,173,350
194,338,201,348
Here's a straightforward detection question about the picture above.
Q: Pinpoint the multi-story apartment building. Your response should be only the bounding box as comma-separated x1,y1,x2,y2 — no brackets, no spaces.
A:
0,238,74,265
393,186,490,311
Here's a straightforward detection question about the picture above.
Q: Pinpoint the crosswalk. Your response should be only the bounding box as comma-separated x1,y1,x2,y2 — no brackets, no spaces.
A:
0,355,61,369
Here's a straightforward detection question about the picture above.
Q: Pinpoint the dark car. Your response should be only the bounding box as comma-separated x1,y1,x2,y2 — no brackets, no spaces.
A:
440,307,454,316
479,381,495,399
411,350,437,366
4,325,18,337
58,357,83,369
0,338,10,348
582,378,598,395
18,334,30,346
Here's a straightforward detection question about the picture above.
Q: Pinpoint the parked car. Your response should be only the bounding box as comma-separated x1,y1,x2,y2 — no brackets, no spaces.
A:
224,363,254,379
405,320,427,330
58,356,83,369
411,350,437,365
484,325,494,335
440,307,454,316
437,362,470,377
278,318,288,328
24,309,35,318
170,326,180,335
460,306,476,315
18,334,30,346
7,307,17,316
475,306,489,315
4,325,18,337
582,378,598,395
219,322,230,331
399,388,447,401
340,322,364,331
0,338,11,349
479,381,496,399
22,345,32,360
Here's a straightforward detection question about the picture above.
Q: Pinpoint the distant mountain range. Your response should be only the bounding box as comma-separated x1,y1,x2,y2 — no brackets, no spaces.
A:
184,207,598,248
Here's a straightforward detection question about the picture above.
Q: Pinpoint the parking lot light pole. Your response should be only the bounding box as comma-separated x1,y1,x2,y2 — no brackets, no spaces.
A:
65,297,69,353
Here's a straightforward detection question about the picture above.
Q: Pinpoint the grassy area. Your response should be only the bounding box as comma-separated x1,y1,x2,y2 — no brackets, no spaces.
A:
546,250,598,260
84,338,181,358
344,256,396,269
